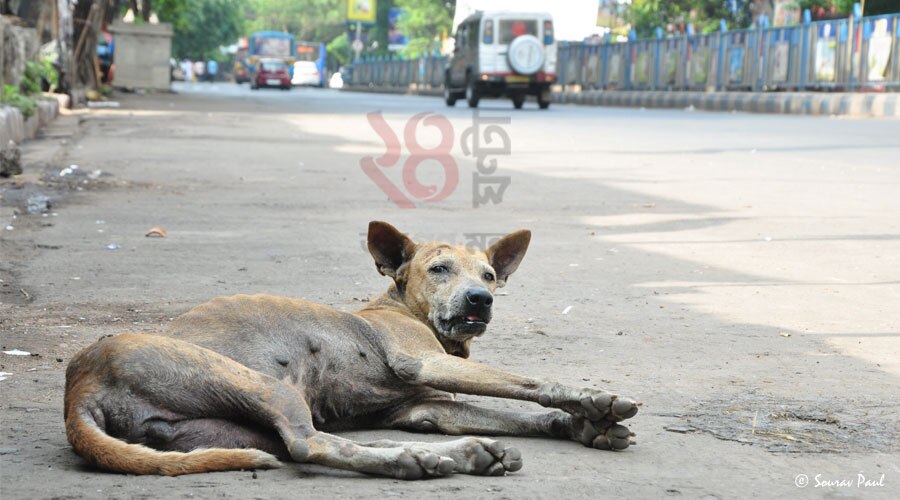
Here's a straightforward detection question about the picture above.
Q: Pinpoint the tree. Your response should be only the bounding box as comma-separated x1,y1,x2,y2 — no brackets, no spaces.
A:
394,0,454,57
157,0,246,61
799,0,900,16
246,0,346,42
628,0,753,37
326,33,351,67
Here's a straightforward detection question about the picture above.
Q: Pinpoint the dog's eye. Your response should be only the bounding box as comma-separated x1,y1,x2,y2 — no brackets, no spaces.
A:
429,265,449,274
483,272,495,282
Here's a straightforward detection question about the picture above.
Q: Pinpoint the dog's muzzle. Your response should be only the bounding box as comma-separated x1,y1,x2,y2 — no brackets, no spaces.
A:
436,287,493,338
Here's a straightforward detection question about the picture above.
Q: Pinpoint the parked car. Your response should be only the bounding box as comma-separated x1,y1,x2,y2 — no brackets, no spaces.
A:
444,11,557,109
233,46,250,84
251,58,291,90
233,60,251,84
291,61,323,87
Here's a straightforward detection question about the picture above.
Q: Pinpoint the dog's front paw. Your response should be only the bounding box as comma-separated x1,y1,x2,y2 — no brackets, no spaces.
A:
396,447,456,479
538,386,640,423
569,417,636,451
455,438,522,476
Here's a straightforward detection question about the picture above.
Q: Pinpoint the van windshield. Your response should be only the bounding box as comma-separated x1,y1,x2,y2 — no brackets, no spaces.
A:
498,20,538,44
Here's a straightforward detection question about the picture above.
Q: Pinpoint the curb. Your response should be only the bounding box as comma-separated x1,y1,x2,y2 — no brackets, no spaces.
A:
342,85,899,117
342,85,443,98
0,95,62,145
553,90,900,117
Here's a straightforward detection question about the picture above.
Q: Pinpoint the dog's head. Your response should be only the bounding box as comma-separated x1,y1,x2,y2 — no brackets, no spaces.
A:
367,221,530,355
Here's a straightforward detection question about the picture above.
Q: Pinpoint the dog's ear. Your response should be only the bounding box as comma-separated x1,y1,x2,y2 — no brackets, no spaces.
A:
367,221,416,279
486,229,531,287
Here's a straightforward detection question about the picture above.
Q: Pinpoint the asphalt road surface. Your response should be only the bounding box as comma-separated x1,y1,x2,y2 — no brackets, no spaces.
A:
1,82,899,499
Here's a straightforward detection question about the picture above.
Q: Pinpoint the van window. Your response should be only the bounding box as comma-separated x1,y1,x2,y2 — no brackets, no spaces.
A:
468,21,479,47
499,20,538,44
456,25,466,49
483,19,494,44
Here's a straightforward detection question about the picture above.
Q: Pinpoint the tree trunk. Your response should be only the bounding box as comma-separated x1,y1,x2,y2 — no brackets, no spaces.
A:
140,0,151,22
73,0,111,92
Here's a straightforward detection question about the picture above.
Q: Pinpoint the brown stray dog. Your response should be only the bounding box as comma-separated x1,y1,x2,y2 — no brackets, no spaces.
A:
64,221,639,479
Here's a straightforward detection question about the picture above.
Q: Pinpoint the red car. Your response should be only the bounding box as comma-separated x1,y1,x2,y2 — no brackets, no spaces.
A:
251,58,291,90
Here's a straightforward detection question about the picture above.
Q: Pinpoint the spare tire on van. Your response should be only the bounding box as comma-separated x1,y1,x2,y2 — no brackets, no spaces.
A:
507,35,545,75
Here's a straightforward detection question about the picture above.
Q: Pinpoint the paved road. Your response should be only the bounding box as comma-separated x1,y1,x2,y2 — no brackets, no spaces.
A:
1,82,898,499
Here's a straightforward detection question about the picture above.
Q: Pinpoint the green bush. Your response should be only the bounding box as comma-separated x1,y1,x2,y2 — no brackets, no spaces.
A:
1,84,38,118
23,58,58,94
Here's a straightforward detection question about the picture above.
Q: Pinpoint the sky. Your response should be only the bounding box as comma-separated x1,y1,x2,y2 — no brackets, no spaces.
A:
451,0,606,41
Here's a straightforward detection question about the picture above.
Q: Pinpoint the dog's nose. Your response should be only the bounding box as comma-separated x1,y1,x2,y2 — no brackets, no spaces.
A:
465,288,493,307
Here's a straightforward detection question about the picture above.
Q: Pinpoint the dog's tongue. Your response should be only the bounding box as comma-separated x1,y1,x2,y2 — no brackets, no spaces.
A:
466,315,481,322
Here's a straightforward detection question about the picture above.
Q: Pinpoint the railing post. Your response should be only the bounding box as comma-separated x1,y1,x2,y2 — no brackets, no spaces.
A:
601,34,611,88
755,15,769,92
849,2,862,90
684,23,694,90
717,19,728,91
653,27,663,91
627,29,636,90
799,9,811,90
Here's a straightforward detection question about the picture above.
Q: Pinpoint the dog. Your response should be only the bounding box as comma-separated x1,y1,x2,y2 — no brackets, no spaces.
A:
64,221,639,479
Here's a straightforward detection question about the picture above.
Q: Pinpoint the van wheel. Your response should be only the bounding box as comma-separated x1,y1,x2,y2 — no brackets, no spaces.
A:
537,90,551,109
444,86,457,107
465,76,480,108
512,95,525,109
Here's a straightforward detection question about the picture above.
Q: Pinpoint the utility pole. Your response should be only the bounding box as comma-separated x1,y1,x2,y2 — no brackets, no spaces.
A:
354,21,363,61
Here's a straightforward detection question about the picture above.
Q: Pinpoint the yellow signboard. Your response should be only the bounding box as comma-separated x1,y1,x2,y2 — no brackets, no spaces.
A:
347,0,377,23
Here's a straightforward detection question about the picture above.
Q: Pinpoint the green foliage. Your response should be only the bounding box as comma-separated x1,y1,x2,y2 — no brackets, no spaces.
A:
395,0,453,57
800,0,900,15
628,0,753,38
1,85,38,118
865,0,900,15
798,0,854,14
21,62,44,95
630,0,899,37
364,0,397,57
22,59,59,94
246,0,346,43
326,33,351,67
156,0,247,60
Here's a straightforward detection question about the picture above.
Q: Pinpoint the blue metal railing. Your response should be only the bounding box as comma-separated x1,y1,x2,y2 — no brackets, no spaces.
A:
347,10,900,93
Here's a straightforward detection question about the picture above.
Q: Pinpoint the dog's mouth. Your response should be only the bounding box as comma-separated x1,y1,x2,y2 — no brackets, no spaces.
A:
437,314,489,337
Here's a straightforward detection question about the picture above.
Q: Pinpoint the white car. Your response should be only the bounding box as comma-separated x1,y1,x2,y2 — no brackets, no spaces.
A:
292,61,323,87
445,11,557,109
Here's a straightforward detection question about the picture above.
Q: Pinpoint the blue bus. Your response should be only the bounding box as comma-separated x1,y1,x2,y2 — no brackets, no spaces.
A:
248,31,297,75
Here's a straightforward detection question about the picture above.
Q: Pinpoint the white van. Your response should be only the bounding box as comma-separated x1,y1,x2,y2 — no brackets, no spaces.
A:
445,11,557,109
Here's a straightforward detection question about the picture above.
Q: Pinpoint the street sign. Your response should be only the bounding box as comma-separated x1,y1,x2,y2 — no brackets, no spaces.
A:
352,39,364,52
347,0,377,24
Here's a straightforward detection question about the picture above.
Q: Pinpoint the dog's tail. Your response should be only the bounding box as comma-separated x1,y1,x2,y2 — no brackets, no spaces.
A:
65,403,282,476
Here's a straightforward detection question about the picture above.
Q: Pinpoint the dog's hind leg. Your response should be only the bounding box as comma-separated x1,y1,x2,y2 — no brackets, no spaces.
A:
358,435,523,476
148,418,291,459
68,334,456,479
302,433,456,479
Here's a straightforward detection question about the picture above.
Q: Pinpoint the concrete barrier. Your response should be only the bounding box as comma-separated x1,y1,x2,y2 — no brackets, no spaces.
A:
0,96,61,147
552,90,900,117
1,17,39,88
108,21,173,90
342,85,900,117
